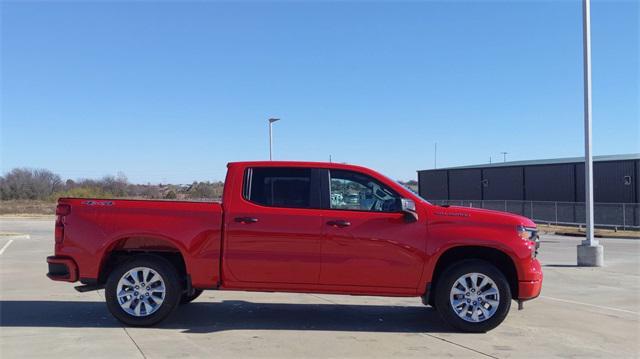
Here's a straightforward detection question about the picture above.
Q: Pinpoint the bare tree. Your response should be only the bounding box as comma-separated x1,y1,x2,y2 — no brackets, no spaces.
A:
0,168,62,200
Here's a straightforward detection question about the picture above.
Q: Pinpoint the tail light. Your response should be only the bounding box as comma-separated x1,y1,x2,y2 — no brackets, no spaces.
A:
55,204,71,244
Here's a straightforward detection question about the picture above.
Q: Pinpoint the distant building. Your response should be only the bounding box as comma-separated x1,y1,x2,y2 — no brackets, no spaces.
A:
417,154,640,228
418,154,639,204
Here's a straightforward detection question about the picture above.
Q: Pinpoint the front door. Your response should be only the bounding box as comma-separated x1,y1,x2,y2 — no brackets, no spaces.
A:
319,169,426,289
223,167,323,284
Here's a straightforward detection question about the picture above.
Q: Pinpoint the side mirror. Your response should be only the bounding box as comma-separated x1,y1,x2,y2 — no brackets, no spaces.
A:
400,198,418,223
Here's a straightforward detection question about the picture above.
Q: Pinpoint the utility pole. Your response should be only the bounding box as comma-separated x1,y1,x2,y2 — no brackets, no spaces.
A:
489,156,492,164
268,118,280,161
500,152,508,163
434,143,438,169
577,0,603,266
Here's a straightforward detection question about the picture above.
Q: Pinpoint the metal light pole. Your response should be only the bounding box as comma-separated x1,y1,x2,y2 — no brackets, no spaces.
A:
268,118,280,161
434,143,437,169
501,152,508,163
577,0,603,266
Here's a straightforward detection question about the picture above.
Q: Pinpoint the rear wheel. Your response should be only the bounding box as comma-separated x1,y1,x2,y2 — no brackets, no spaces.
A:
105,255,181,326
434,260,511,332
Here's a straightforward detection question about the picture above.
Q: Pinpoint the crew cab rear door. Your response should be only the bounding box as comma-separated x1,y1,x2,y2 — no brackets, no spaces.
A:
318,169,426,289
222,166,324,285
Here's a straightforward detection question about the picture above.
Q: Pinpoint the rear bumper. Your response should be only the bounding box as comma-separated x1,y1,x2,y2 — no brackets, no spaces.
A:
46,256,78,282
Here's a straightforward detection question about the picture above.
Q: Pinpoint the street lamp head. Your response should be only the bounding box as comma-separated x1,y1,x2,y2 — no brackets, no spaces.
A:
269,118,280,123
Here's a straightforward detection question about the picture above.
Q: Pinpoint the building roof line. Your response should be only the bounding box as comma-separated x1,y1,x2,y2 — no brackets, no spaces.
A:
418,153,640,172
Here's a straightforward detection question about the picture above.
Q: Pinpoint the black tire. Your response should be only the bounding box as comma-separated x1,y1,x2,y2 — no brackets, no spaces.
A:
105,255,181,326
434,259,511,333
180,289,203,304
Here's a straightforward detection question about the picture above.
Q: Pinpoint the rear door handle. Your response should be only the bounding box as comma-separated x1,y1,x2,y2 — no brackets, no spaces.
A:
235,217,259,224
327,220,351,228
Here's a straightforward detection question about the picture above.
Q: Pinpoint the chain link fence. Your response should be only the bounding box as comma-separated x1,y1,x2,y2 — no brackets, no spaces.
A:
430,200,640,230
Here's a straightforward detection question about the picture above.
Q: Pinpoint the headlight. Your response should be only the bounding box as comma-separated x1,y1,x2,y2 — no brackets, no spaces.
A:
518,225,540,257
517,225,538,241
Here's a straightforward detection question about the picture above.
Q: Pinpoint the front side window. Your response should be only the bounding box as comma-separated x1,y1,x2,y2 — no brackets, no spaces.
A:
329,170,400,212
245,167,312,208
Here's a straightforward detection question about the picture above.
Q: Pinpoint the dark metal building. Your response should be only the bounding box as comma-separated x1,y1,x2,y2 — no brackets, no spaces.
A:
417,154,640,228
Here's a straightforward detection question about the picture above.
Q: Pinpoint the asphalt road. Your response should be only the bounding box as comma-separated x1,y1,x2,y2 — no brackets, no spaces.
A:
1,217,638,358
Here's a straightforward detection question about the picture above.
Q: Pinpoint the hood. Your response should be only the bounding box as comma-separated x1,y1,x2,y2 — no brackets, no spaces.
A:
431,205,536,227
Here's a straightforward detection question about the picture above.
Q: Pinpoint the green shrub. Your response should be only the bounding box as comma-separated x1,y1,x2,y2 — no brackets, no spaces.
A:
50,187,115,201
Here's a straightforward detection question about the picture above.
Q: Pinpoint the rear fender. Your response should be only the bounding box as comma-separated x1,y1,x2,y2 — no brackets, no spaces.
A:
98,234,189,282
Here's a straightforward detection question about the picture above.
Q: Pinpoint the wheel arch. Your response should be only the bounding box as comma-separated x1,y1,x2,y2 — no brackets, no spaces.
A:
98,235,189,286
426,246,518,306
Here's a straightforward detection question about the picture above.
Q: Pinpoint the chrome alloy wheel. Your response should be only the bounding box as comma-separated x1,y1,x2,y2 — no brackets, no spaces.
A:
116,267,166,317
449,272,500,323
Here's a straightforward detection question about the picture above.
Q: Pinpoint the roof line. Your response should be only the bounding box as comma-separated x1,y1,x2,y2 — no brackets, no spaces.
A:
418,153,640,171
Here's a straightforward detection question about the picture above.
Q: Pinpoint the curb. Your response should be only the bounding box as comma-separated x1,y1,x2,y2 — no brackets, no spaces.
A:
0,234,30,240
551,231,639,240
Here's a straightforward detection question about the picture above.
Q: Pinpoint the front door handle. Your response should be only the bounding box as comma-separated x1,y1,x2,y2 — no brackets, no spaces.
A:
235,217,259,224
327,220,351,228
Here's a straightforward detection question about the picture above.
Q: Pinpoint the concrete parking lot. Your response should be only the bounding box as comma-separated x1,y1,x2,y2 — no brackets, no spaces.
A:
1,217,638,358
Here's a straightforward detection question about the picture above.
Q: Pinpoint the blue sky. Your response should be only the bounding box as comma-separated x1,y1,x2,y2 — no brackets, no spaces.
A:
1,0,638,183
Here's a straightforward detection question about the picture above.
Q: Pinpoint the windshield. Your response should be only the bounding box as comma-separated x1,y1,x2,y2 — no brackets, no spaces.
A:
395,181,431,204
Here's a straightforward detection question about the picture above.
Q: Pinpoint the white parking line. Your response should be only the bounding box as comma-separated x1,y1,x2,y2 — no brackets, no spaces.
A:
540,295,640,316
0,239,14,256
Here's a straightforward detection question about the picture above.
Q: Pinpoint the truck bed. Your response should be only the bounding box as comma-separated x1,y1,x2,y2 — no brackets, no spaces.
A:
55,198,223,288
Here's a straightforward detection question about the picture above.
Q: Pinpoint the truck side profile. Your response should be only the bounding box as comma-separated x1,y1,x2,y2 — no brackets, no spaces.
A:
47,161,542,332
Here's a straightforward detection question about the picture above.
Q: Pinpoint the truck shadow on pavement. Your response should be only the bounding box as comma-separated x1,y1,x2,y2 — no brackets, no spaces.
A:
0,300,453,334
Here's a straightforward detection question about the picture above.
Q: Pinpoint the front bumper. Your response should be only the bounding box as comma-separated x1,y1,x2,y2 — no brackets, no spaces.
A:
46,256,78,282
519,279,542,300
518,258,543,300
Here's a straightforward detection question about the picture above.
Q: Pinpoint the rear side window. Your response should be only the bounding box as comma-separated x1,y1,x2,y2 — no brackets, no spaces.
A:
244,167,312,208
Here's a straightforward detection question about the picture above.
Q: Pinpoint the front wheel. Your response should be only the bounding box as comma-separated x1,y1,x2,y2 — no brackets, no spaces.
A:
105,255,181,326
434,260,511,332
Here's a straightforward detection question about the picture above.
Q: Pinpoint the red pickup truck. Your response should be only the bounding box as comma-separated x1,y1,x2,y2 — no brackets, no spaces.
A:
47,161,541,332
